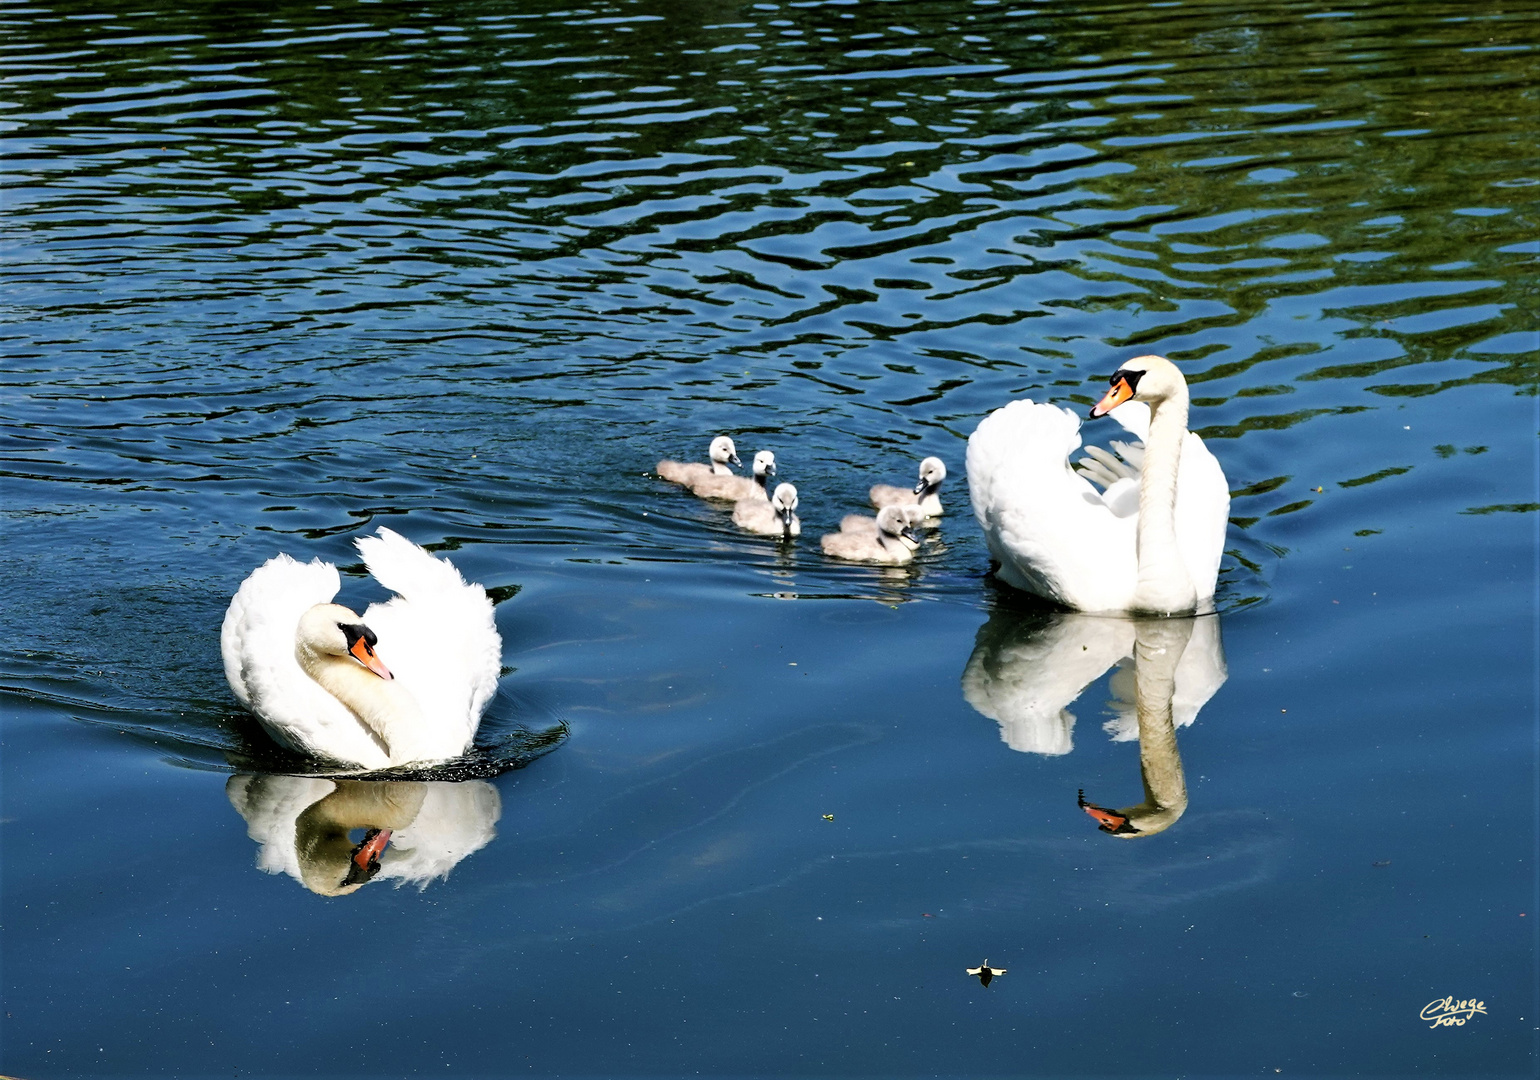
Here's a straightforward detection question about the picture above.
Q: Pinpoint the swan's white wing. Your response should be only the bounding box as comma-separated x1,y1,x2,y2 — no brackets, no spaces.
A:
967,400,1139,612
356,528,501,756
961,613,1136,755
1175,432,1230,607
220,554,378,762
378,781,502,890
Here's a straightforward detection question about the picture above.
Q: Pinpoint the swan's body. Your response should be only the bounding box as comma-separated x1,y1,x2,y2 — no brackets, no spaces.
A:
820,505,920,563
966,355,1228,615
221,528,501,771
870,456,946,518
657,435,742,495
227,774,501,896
733,482,800,537
839,502,925,537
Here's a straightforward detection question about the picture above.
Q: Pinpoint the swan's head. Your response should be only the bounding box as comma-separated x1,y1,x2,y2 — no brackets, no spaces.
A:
296,603,393,680
1077,788,1138,836
752,450,776,481
770,483,798,531
1089,354,1186,419
915,456,946,494
876,505,922,548
709,435,741,469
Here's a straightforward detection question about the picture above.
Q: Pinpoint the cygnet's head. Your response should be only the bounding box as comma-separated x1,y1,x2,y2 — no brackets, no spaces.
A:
1089,355,1186,419
296,603,393,680
752,450,776,480
915,456,947,494
709,435,741,468
771,483,798,529
876,505,922,548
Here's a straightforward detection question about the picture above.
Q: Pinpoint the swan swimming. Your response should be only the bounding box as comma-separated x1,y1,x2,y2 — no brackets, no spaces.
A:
657,435,740,492
870,456,947,519
700,449,776,502
732,482,800,537
221,527,502,771
820,505,921,564
966,355,1229,615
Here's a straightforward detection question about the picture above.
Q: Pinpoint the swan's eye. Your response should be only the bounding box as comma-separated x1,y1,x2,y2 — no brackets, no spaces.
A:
1111,368,1145,393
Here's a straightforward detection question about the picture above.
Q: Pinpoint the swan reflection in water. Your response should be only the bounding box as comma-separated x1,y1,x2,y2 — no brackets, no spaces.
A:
226,775,501,896
962,609,1225,838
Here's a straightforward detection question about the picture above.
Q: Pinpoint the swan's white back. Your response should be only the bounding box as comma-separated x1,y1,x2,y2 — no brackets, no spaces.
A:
966,399,1228,612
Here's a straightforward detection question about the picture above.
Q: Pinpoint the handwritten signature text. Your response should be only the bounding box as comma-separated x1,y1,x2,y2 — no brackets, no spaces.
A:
1420,996,1487,1028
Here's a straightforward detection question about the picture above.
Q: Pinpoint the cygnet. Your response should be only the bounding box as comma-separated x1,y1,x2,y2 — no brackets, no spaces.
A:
658,436,740,492
869,456,946,518
839,502,925,536
820,505,921,564
733,482,800,538
695,449,775,501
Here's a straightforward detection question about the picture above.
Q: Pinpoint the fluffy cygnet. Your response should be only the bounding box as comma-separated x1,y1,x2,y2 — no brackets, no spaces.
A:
869,456,947,518
733,482,800,537
839,502,925,536
658,436,740,492
820,505,921,564
694,449,776,501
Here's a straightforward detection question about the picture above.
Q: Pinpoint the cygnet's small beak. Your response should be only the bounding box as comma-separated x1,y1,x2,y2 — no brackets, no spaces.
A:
1089,376,1134,419
350,636,393,680
901,525,922,545
344,828,392,886
912,478,927,495
729,451,742,467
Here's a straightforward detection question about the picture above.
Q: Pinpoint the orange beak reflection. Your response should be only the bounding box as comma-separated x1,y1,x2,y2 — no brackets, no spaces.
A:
349,636,393,680
1089,376,1135,419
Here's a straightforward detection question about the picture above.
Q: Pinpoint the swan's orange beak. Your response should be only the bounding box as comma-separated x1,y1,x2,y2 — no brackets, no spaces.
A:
1089,376,1135,419
345,828,392,885
1078,788,1133,834
349,637,393,680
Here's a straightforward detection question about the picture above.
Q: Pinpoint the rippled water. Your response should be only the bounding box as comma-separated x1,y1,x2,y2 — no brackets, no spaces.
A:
2,0,1535,1075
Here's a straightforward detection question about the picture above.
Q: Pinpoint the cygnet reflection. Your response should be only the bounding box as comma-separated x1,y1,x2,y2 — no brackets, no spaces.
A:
227,774,501,896
961,609,1226,838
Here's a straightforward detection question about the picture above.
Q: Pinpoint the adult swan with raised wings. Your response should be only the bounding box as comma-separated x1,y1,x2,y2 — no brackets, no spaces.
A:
221,527,501,770
966,355,1229,615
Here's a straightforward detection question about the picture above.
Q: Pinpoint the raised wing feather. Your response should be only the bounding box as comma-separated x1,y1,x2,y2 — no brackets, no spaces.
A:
220,553,371,759
967,400,1139,612
355,528,501,753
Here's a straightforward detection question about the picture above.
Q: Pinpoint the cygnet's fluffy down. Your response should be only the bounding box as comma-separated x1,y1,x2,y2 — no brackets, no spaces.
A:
820,505,921,564
869,456,946,518
657,436,740,493
839,502,925,536
733,482,800,537
695,449,775,501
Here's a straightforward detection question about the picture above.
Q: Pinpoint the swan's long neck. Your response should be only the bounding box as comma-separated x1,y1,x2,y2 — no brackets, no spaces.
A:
297,646,421,764
1133,393,1197,614
1127,618,1191,835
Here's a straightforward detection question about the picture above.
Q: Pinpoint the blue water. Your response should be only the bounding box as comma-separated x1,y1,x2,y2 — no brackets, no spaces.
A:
2,0,1536,1075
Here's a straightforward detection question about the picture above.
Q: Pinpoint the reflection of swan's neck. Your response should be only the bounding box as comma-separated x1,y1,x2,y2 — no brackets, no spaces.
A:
1134,395,1197,614
1109,618,1192,838
296,644,416,761
294,781,428,896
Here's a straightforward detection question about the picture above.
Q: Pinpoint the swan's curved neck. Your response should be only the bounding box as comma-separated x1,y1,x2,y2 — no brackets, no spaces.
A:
1134,392,1197,614
297,645,420,763
1129,619,1191,833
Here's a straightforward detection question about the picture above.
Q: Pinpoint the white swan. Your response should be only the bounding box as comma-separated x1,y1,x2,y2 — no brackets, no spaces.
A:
732,482,800,537
697,449,775,502
221,528,501,771
657,436,740,494
966,355,1229,615
820,505,921,563
870,456,946,518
